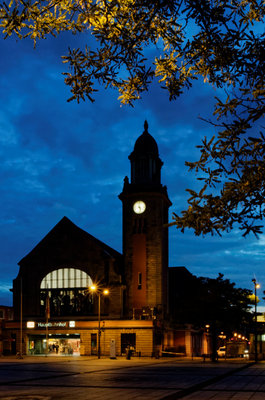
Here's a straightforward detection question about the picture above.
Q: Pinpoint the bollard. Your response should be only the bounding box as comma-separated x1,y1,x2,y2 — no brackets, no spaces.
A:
126,348,131,360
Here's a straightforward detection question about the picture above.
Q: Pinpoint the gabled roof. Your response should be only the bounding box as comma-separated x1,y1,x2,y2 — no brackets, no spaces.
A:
19,216,122,266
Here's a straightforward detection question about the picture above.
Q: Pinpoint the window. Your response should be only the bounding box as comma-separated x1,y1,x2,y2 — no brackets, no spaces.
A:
91,333,97,355
121,333,136,354
40,268,93,317
138,272,142,290
40,268,92,289
133,218,147,234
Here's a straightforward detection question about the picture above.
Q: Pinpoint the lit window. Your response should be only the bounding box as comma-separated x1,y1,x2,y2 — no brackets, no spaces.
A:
40,269,94,318
40,268,92,289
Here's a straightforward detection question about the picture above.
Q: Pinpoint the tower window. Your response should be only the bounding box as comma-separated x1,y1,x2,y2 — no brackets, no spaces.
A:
133,218,147,234
138,272,142,290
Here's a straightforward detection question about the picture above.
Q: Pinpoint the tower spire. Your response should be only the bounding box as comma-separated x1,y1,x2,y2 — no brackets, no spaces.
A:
128,121,162,185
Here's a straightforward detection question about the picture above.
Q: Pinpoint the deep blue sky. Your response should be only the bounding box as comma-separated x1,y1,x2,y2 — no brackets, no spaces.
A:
0,30,264,307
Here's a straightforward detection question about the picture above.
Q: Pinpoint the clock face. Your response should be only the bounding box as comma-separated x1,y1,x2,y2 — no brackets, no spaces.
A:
133,201,146,214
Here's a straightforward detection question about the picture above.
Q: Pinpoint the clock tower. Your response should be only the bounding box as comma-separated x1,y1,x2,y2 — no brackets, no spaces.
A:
119,121,172,318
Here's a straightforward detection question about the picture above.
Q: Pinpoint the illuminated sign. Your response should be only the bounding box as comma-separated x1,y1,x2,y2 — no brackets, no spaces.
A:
26,321,76,329
37,322,67,328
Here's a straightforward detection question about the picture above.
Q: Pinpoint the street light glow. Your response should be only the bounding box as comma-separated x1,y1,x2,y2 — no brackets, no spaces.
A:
252,278,260,362
88,284,110,359
89,285,109,295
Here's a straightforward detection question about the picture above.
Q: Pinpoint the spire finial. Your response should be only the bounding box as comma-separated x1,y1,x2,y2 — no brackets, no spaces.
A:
144,120,148,133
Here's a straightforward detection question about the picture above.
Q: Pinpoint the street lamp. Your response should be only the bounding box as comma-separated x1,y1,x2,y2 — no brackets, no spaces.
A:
90,285,109,359
19,277,23,359
252,278,260,363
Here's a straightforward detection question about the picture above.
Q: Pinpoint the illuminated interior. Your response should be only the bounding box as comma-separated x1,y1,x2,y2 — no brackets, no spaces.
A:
40,268,94,317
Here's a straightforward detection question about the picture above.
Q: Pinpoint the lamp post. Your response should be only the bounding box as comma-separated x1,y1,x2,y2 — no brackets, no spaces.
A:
19,277,23,359
90,285,109,359
252,278,260,363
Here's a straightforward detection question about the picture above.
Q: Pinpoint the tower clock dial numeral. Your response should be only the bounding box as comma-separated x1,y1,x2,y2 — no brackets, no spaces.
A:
133,201,146,214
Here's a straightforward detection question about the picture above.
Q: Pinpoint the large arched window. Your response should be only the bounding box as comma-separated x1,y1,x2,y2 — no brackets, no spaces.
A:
40,268,93,289
40,268,94,317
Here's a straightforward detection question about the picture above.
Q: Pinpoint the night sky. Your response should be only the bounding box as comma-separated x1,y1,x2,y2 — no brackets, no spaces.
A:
0,30,264,307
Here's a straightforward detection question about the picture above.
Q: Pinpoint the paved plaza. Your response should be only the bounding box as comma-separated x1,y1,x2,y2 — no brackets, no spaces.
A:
0,356,265,399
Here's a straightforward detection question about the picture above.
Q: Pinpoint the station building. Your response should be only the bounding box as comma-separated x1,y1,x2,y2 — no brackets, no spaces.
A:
3,122,209,357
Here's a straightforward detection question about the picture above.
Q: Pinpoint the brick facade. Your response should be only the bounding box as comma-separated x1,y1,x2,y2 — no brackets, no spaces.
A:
119,123,171,317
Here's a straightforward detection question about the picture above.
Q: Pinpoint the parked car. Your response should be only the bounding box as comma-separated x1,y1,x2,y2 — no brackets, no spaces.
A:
217,346,226,357
243,349,249,358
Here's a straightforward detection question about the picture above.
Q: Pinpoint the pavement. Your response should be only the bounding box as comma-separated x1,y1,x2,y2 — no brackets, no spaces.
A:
0,356,265,399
